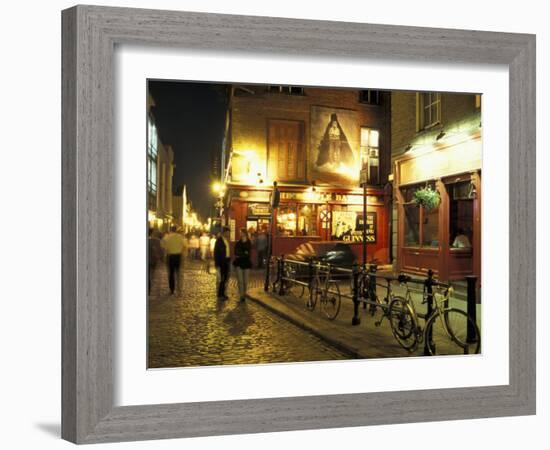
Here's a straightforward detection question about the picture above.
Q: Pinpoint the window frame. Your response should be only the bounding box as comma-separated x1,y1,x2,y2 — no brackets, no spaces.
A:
360,126,381,186
401,183,440,249
276,202,319,237
417,92,442,131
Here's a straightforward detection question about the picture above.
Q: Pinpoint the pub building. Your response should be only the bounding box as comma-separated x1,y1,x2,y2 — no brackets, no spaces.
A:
218,85,393,265
391,92,482,283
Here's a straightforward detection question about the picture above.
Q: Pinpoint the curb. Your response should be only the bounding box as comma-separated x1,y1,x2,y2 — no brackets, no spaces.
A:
246,290,362,359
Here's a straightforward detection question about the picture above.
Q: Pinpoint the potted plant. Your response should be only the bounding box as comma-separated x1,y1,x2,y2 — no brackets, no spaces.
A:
413,185,441,211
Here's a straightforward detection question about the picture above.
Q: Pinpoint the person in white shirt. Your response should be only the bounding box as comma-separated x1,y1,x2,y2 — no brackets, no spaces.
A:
452,228,472,248
199,232,210,260
161,226,186,295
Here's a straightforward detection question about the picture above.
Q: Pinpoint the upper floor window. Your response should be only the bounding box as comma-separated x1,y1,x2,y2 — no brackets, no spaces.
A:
266,85,305,96
359,90,381,105
418,92,441,130
360,127,380,185
147,117,158,195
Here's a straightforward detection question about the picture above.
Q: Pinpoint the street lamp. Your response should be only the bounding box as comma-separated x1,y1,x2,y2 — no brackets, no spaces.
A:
264,181,280,291
211,181,222,194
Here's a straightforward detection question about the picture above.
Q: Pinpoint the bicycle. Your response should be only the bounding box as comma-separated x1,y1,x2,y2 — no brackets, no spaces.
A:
355,267,408,330
306,262,341,320
277,261,307,298
388,273,481,355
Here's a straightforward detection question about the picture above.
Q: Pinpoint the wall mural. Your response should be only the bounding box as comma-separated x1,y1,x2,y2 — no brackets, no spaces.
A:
310,106,360,185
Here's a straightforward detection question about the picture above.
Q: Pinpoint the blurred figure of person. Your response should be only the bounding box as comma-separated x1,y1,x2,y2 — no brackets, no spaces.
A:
148,228,163,295
188,233,200,259
233,229,252,302
209,234,217,256
452,228,472,248
161,225,186,295
214,227,231,300
206,234,218,274
255,229,268,269
199,232,210,260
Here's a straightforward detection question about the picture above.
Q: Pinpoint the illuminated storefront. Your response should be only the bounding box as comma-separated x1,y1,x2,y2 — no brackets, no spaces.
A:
394,127,481,282
222,183,390,264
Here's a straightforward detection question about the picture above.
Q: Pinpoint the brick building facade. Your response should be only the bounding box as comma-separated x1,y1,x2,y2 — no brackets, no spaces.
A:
391,92,482,282
219,85,393,265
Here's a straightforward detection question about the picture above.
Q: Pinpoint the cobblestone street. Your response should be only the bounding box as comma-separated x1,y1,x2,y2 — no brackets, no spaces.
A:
148,258,348,368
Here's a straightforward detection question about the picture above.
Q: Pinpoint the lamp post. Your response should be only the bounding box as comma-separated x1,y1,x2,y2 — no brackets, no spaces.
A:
360,168,368,267
264,181,280,291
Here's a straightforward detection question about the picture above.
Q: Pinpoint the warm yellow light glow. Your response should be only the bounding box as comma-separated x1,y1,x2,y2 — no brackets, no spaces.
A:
212,181,222,193
333,162,360,180
304,189,319,202
232,149,267,185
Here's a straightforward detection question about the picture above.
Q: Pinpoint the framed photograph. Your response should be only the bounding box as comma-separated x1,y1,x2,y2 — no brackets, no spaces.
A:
62,5,535,444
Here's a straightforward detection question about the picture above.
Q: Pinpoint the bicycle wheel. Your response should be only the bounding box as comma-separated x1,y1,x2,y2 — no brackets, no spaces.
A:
306,278,319,311
321,281,341,320
286,274,305,298
388,296,419,352
425,308,481,355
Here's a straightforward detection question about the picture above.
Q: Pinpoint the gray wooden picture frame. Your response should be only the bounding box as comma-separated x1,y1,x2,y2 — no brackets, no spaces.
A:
61,5,536,444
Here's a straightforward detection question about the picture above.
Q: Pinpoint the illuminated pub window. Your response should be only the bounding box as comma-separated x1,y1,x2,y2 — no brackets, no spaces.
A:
449,181,474,248
402,183,439,248
298,204,318,236
360,127,380,185
277,204,318,236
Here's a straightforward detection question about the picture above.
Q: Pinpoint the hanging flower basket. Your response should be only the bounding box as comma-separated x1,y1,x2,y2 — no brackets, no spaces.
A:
413,186,441,211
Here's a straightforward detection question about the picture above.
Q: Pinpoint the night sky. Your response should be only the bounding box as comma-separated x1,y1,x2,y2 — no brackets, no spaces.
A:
148,80,228,220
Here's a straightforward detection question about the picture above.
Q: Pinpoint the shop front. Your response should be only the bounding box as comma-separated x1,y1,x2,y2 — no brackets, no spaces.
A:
224,184,390,265
394,133,481,282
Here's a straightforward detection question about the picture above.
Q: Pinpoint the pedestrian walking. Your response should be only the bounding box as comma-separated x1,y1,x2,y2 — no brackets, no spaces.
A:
206,233,217,274
148,228,163,295
188,233,200,259
199,232,210,260
214,227,231,300
161,225,186,295
233,229,252,302
255,228,268,269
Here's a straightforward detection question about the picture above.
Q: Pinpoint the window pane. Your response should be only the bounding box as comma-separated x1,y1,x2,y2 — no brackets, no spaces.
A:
368,147,379,185
297,204,317,236
422,207,439,247
151,161,157,189
368,129,379,147
449,182,473,248
360,128,370,146
404,204,420,246
277,205,297,236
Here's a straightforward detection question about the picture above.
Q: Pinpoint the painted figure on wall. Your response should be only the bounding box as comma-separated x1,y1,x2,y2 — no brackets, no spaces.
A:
316,113,355,168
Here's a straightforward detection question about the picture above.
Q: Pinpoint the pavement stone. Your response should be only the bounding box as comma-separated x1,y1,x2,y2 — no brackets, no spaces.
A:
147,258,349,368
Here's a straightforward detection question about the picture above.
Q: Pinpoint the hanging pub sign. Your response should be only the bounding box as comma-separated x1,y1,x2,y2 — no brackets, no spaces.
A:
331,210,376,243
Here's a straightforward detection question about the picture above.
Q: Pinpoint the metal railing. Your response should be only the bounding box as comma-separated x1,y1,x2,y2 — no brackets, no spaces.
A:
270,256,479,342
